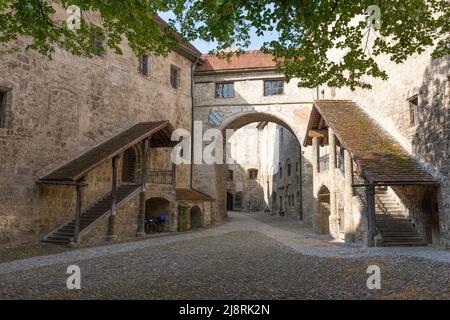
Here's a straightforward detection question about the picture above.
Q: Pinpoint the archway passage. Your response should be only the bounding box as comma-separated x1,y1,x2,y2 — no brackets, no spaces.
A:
122,147,137,183
190,206,202,229
423,190,440,245
271,191,277,214
227,192,234,211
145,197,170,232
317,185,331,234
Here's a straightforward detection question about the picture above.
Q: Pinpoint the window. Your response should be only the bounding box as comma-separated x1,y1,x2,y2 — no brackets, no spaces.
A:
216,82,234,99
139,55,149,76
279,127,284,143
264,79,284,96
279,164,282,179
0,91,6,128
287,163,291,176
92,31,106,57
227,170,234,182
248,169,258,180
296,162,299,173
408,94,419,126
170,66,180,89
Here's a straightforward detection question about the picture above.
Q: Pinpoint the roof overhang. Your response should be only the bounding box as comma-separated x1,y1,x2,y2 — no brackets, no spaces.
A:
304,100,439,186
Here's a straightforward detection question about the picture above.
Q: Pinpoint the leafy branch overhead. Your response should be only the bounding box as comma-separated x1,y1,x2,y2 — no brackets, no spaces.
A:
0,0,448,89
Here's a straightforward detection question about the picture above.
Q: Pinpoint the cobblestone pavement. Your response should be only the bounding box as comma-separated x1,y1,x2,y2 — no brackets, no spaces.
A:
0,212,449,299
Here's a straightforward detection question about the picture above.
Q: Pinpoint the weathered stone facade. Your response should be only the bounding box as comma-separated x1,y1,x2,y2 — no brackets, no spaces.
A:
0,19,203,245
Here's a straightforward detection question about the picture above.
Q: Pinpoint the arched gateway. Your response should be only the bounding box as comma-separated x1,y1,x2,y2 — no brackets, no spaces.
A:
192,50,320,232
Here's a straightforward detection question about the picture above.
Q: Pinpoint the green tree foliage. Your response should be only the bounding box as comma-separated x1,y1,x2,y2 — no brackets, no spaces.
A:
0,1,448,89
0,0,179,57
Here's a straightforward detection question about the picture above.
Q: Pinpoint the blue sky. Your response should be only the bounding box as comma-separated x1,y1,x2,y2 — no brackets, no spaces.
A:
158,11,279,54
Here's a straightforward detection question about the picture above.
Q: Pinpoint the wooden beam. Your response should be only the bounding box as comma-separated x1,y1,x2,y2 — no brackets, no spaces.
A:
308,129,328,138
318,117,326,129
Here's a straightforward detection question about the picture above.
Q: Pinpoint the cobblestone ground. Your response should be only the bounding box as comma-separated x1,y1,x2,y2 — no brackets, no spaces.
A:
0,212,449,300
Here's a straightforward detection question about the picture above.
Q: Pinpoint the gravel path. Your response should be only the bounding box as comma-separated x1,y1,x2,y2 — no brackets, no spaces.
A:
0,211,448,299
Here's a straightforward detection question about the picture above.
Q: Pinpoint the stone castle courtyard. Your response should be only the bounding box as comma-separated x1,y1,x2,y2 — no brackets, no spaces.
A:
0,212,448,300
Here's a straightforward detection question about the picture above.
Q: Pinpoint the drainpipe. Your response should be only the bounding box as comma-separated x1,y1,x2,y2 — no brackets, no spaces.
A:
190,57,200,189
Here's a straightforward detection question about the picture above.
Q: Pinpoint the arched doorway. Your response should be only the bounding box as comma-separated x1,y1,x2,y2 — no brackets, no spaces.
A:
234,191,243,211
145,197,170,232
227,192,234,211
316,185,331,234
423,190,440,245
190,206,202,229
122,147,137,183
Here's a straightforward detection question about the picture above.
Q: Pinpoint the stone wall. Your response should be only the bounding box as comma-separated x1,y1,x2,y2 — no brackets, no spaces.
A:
324,51,450,247
0,30,195,245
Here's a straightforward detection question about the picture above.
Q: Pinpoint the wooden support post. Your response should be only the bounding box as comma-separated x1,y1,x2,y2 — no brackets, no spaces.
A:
137,138,149,237
107,156,119,241
172,161,176,187
366,185,376,247
73,178,85,243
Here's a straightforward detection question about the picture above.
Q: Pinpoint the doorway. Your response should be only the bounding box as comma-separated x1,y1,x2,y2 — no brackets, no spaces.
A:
122,147,137,183
227,193,234,211
423,190,440,245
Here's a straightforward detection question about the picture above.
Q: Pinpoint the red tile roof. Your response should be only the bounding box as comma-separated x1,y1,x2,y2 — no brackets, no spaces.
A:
304,100,438,186
176,188,215,202
196,50,277,72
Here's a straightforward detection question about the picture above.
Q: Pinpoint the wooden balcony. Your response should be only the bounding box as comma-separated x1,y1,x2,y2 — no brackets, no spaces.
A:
146,169,175,186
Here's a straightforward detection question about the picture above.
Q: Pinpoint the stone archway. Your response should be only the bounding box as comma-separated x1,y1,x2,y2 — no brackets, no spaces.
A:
313,185,331,234
190,206,202,229
193,107,312,223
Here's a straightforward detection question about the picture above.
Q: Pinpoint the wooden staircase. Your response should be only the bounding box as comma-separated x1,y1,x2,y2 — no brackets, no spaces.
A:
375,190,427,246
42,184,140,244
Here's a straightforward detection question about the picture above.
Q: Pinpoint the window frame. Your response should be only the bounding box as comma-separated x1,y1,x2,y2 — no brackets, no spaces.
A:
407,94,419,127
92,31,106,57
139,55,149,76
170,65,180,89
264,79,284,96
215,82,235,99
0,91,6,128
